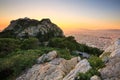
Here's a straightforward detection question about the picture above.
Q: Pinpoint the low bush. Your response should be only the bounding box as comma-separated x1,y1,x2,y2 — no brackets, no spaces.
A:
48,36,103,56
0,30,16,38
57,49,72,60
38,47,72,60
48,36,78,51
0,38,21,57
0,47,73,80
88,55,105,69
0,49,43,80
20,38,39,50
76,69,100,80
77,44,103,56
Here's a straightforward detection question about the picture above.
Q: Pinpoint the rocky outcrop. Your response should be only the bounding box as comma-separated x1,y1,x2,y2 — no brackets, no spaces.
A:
37,50,57,64
99,39,120,80
99,56,120,80
100,39,120,60
16,51,81,80
1,17,64,41
104,39,120,53
63,59,91,80
16,50,93,80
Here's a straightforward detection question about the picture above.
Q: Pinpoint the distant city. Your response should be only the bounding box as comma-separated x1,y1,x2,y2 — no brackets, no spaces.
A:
66,29,120,50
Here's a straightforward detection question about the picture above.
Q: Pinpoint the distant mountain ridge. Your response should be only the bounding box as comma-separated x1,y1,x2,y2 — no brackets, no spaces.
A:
0,17,64,41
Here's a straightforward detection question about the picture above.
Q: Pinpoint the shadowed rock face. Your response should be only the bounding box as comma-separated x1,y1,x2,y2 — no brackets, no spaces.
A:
1,17,64,41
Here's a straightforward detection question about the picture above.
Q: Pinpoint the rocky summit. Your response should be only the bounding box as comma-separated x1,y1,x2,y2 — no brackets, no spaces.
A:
0,17,64,41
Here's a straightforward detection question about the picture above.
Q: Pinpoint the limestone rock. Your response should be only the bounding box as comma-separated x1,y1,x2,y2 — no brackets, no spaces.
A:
105,39,120,53
110,49,120,58
99,38,120,80
90,75,101,80
37,50,57,64
100,39,120,61
16,52,80,80
99,56,120,80
63,59,91,80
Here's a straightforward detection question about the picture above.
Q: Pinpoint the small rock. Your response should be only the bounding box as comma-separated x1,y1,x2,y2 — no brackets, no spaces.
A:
37,50,57,64
46,50,58,61
90,75,101,80
37,54,47,64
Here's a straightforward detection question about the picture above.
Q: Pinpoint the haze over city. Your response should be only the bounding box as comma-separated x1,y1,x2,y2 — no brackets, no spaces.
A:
0,0,120,33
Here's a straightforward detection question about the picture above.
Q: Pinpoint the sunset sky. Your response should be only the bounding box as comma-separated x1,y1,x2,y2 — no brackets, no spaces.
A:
0,0,120,32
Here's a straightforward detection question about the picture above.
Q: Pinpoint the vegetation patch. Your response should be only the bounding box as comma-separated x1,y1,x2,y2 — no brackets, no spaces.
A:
0,36,104,80
48,37,103,56
76,56,105,80
0,50,43,80
0,38,21,57
88,55,105,69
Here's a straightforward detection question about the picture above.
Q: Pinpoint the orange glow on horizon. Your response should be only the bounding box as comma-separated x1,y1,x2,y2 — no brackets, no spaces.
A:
0,17,120,33
0,0,120,32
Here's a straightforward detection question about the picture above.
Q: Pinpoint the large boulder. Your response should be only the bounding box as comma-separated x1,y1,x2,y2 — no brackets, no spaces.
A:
37,50,57,64
99,38,120,80
63,59,91,80
110,49,120,58
100,39,120,61
99,56,120,80
16,51,80,80
104,39,120,53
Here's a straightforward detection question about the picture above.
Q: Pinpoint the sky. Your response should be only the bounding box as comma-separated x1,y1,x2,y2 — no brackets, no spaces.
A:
0,0,120,32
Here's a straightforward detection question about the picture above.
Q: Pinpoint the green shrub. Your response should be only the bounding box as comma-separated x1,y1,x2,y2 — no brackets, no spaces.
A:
38,47,55,53
88,55,105,69
77,44,103,56
0,30,16,38
0,38,20,57
77,69,101,80
57,49,72,60
48,36,78,51
48,36,103,56
0,49,43,80
21,38,39,50
39,47,72,60
0,47,73,80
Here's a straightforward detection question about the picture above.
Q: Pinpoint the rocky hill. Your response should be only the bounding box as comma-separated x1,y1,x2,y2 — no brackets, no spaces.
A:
0,17,64,41
16,39,120,80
